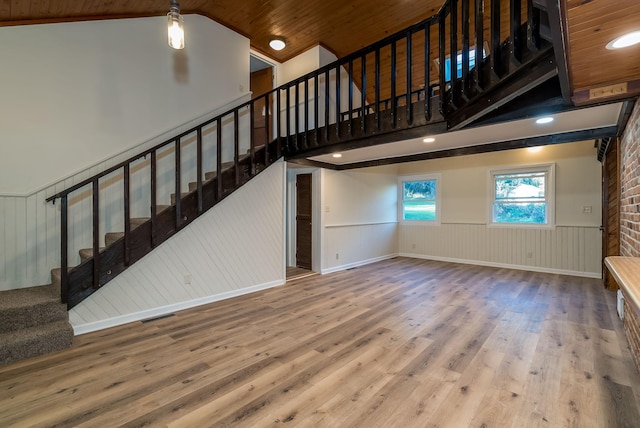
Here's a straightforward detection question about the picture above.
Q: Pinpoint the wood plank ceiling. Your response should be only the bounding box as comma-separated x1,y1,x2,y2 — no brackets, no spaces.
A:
1,0,639,103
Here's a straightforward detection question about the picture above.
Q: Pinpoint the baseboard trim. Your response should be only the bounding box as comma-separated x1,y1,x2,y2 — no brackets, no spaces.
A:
71,279,285,335
399,253,602,279
320,254,399,275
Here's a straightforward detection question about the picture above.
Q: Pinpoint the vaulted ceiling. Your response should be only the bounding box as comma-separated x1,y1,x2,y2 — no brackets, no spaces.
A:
1,0,639,104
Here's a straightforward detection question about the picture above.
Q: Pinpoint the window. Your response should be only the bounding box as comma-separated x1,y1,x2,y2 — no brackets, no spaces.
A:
435,44,488,82
490,165,555,226
399,174,440,223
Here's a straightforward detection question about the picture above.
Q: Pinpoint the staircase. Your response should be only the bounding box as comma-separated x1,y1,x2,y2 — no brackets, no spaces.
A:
0,0,562,364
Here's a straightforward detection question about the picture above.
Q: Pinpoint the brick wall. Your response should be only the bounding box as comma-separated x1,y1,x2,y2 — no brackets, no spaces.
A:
620,100,640,257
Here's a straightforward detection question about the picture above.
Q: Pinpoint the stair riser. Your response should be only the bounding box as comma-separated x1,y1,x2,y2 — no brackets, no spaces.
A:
0,303,68,335
0,323,74,366
105,233,124,247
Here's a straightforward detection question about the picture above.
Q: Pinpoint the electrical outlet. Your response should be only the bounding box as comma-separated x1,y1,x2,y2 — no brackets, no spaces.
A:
412,243,416,249
184,273,192,285
526,252,533,259
336,253,339,260
582,206,592,213
325,205,330,213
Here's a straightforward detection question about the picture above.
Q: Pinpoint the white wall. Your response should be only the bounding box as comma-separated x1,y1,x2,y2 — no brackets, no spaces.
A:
321,165,399,272
286,164,399,274
0,15,250,195
0,15,252,290
397,141,603,276
70,160,286,334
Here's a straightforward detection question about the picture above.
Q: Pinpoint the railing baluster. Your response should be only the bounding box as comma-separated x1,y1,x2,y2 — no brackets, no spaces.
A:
424,21,432,121
491,0,502,78
304,79,309,148
510,0,522,64
60,195,68,304
250,102,256,176
314,74,319,145
174,138,181,229
286,86,292,150
150,150,157,247
375,48,381,132
391,41,397,129
196,128,203,213
450,0,459,108
462,0,471,100
264,93,270,165
92,180,100,289
406,31,413,125
124,164,131,265
216,118,222,198
324,69,330,142
276,90,282,153
234,109,239,187
361,54,367,134
295,82,300,150
527,0,541,51
439,12,446,115
348,58,353,136
475,0,485,91
335,64,341,139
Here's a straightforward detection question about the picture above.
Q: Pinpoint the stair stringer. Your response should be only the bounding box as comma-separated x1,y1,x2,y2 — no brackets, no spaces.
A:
69,160,286,335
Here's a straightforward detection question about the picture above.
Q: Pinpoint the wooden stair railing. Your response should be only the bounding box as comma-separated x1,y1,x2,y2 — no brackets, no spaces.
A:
46,0,556,309
279,0,556,159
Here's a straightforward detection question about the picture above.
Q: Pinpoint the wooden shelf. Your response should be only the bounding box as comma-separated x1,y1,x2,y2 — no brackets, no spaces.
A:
605,256,640,314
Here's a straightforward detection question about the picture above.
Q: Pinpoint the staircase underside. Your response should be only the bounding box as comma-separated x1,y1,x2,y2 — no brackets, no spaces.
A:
63,146,275,309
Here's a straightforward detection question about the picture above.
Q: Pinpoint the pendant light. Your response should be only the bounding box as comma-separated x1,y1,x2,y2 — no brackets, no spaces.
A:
167,0,185,50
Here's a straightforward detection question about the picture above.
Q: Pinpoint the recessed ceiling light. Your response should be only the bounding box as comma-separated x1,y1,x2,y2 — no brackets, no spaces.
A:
606,30,640,50
423,137,435,143
535,117,554,125
527,146,543,153
332,153,342,158
269,37,286,51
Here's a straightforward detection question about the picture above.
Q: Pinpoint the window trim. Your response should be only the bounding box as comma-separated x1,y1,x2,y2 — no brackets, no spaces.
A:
488,164,555,229
398,173,441,225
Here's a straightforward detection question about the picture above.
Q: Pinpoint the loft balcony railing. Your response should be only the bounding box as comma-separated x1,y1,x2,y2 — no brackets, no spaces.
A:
46,0,548,307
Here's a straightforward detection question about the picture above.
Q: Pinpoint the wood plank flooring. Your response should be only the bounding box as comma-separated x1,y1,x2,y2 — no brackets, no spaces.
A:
1,257,640,427
285,266,316,281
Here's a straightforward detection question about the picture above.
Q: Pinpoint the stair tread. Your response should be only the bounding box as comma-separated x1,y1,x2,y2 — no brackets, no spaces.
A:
131,217,150,226
0,285,59,311
188,179,213,192
79,247,106,255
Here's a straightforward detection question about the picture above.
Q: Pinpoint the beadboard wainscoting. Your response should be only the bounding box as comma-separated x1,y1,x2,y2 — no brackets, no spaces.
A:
399,223,602,277
322,222,398,273
70,160,286,334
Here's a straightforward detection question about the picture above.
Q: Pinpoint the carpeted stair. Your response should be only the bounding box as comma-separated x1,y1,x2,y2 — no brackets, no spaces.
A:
0,283,74,365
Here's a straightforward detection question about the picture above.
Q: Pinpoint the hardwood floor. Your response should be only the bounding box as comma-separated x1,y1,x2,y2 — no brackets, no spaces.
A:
286,266,316,281
2,257,640,427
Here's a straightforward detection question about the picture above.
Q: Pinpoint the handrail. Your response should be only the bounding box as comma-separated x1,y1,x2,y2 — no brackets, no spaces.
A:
46,0,542,307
